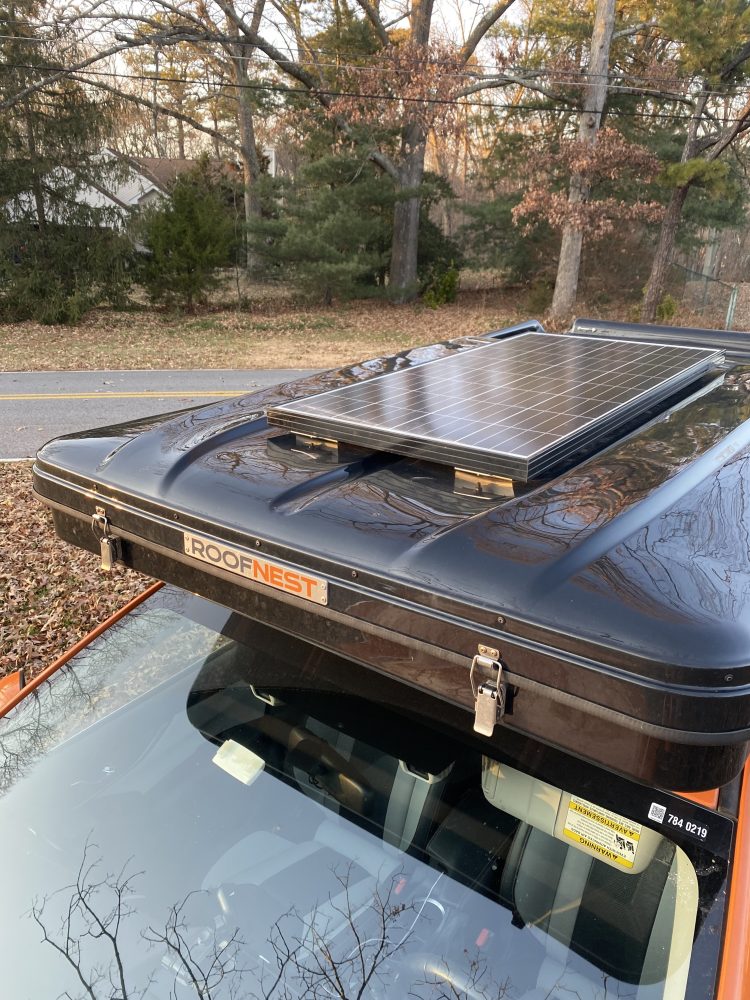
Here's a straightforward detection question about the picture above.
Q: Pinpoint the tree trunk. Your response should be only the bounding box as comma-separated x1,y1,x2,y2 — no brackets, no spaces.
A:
389,129,427,302
388,0,433,303
641,90,709,323
224,2,264,273
552,224,584,319
641,185,689,323
235,85,262,272
549,0,615,324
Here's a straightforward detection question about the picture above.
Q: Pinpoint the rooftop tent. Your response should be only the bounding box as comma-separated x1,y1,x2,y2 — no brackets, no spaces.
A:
33,322,750,790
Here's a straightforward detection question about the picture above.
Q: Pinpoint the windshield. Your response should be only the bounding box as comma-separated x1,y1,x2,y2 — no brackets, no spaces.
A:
0,586,730,1000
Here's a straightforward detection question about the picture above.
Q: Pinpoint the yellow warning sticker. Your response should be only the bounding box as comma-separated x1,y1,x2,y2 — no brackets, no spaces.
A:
563,796,642,869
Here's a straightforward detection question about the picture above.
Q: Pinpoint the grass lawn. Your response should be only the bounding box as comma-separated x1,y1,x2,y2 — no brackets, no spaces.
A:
0,287,538,372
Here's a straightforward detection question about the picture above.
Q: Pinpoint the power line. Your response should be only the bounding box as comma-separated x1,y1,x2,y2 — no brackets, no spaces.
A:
2,48,747,101
4,61,750,126
2,25,750,98
117,42,750,98
6,2,750,97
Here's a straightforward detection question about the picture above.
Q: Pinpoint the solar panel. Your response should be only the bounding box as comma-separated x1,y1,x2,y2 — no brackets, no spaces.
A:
266,333,723,481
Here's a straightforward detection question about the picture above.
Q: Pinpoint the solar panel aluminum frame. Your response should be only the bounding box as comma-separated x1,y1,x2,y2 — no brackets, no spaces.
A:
267,334,723,482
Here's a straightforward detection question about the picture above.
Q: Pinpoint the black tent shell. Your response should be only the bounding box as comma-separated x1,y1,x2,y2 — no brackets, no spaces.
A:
32,321,750,791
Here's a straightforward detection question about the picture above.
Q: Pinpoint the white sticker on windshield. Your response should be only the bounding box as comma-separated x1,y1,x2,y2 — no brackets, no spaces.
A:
213,740,265,786
648,802,667,824
563,796,642,869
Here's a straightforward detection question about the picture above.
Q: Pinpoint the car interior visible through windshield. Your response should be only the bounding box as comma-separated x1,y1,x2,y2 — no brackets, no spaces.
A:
183,606,703,1000
0,591,722,1000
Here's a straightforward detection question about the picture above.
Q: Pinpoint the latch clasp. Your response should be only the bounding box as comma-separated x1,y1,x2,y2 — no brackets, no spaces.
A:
470,647,507,737
91,506,120,572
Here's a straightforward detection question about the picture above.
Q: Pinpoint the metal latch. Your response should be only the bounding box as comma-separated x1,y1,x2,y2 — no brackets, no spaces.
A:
91,506,120,572
470,645,507,737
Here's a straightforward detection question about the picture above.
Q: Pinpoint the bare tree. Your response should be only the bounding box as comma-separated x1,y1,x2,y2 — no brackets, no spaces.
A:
0,692,55,792
31,843,245,1000
144,894,247,1000
548,0,616,325
32,849,511,1000
259,865,415,999
11,0,516,299
31,843,145,1000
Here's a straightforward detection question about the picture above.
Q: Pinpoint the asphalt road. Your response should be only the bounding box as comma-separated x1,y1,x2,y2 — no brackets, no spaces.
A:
0,368,317,460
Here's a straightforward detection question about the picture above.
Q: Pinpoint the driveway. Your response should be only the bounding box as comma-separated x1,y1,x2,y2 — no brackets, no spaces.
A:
0,369,318,460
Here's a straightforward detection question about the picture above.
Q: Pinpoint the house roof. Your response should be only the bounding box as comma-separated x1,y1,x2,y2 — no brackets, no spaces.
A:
2,151,241,226
124,156,240,192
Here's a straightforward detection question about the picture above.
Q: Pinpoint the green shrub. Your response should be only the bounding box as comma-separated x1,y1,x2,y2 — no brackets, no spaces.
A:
526,276,554,314
0,225,133,324
656,293,678,323
138,168,238,311
422,264,460,308
457,193,557,286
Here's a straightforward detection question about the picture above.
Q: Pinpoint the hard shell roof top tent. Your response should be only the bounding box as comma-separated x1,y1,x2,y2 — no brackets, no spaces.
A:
32,319,750,791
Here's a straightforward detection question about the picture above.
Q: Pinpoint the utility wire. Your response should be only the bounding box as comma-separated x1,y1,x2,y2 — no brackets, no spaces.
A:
2,28,750,97
5,61,750,124
2,48,748,100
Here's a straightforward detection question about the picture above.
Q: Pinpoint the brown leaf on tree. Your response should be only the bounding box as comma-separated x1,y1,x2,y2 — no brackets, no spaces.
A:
328,40,470,138
512,128,665,238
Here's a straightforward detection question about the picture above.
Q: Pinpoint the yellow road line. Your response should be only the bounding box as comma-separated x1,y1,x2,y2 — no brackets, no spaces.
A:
0,391,246,401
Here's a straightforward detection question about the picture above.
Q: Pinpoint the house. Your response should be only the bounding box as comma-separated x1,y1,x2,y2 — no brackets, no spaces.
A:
2,151,241,228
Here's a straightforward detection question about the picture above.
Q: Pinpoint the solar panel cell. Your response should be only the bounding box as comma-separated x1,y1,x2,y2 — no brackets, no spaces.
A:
267,333,723,481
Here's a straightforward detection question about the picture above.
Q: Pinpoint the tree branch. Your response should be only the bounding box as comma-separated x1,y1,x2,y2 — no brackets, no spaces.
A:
610,84,695,107
69,74,242,154
353,0,390,47
212,0,327,97
612,20,656,40
0,38,140,111
720,39,750,81
0,24,212,112
460,2,516,64
703,97,750,161
209,0,400,178
459,73,574,104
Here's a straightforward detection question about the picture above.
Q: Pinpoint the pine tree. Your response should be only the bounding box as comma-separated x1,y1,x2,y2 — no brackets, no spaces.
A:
249,153,460,305
138,162,238,311
0,1,133,322
641,0,750,322
249,155,392,304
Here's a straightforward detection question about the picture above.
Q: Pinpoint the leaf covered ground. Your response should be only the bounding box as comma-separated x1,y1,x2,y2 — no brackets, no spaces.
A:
0,287,538,371
0,462,146,680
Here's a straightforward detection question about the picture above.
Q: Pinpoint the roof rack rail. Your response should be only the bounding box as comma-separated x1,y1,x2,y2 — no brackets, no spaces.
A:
572,317,750,361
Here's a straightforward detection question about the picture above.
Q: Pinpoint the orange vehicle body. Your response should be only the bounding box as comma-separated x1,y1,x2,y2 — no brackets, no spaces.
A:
716,760,750,1000
0,582,748,1000
678,788,720,810
0,669,23,712
0,582,162,719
